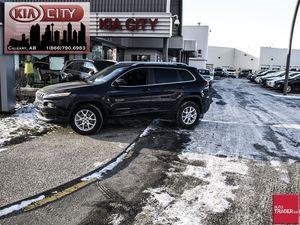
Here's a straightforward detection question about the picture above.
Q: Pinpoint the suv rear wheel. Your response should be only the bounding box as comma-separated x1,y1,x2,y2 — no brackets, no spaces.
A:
176,101,200,129
71,104,103,135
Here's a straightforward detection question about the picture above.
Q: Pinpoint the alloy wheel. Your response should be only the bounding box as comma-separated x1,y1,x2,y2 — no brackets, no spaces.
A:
181,106,198,125
74,109,97,132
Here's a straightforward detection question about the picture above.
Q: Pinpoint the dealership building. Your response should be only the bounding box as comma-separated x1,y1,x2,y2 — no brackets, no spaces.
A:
259,47,300,71
0,0,203,112
207,46,259,71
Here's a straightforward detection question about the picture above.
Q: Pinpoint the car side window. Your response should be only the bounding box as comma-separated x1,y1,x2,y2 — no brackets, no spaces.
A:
153,68,181,84
82,62,97,74
65,62,83,71
179,70,195,81
118,69,148,86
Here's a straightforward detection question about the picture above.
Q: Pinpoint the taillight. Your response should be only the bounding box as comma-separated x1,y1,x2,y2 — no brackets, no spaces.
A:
204,80,209,87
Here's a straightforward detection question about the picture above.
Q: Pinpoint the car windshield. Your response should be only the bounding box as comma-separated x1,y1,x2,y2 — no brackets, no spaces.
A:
199,69,210,75
266,71,284,76
94,61,116,71
290,73,300,79
88,64,127,84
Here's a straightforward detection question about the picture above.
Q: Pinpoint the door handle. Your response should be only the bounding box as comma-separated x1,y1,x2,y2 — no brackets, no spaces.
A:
143,88,151,92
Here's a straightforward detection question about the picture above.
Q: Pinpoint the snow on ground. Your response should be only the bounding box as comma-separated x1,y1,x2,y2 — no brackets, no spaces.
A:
0,195,45,218
0,104,57,149
135,153,248,225
270,160,290,184
109,214,125,225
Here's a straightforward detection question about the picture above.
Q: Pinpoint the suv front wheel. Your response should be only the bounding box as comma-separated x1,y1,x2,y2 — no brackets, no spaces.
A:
71,104,103,135
176,101,201,129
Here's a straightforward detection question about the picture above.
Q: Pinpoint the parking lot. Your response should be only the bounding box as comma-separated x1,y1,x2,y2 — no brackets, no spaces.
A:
0,78,300,224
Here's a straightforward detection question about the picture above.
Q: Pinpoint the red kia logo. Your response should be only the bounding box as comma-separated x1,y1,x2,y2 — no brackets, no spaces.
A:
9,4,84,23
9,5,41,23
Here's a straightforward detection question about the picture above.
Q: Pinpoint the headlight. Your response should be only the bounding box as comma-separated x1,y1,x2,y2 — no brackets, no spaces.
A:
44,92,71,98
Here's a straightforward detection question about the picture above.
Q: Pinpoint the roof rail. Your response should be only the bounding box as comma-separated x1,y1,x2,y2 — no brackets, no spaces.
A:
119,61,189,67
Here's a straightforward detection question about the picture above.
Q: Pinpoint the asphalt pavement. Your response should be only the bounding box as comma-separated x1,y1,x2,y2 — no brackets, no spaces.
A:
1,78,299,225
0,122,145,207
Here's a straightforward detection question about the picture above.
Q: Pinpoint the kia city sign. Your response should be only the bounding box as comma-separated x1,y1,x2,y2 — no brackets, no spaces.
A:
4,2,90,54
90,13,172,38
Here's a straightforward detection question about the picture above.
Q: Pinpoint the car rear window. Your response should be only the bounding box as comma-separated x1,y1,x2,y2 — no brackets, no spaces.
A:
199,69,210,75
153,68,180,84
179,70,195,81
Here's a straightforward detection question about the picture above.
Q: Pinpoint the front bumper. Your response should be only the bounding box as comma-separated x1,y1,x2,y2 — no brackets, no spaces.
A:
34,98,71,123
267,81,275,88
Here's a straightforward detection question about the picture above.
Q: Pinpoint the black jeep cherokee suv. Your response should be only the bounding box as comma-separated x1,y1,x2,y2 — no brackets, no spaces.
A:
34,62,211,135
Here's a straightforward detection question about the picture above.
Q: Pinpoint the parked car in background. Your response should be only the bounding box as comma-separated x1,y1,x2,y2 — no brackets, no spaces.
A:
249,70,276,82
198,69,214,82
60,59,116,82
267,73,300,92
260,71,300,86
239,69,252,78
273,74,300,93
214,67,226,77
35,62,211,135
226,69,237,78
259,71,285,86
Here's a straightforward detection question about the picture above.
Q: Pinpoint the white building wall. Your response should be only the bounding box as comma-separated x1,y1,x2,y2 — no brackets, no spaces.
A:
259,47,300,70
207,46,235,68
208,46,258,71
234,49,259,70
182,25,209,69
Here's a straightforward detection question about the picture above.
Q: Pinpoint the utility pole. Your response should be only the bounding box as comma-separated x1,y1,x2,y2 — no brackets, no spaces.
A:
284,0,300,95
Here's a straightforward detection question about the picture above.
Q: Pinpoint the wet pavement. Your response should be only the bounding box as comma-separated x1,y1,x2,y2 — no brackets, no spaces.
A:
1,78,300,225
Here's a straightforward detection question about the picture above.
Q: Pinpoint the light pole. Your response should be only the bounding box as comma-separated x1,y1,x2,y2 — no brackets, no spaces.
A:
284,0,300,95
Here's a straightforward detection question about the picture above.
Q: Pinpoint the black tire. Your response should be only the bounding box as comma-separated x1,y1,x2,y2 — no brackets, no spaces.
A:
176,101,201,129
70,104,103,135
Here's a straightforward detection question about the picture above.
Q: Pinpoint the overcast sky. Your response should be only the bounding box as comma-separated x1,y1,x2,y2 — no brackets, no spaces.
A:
183,0,300,56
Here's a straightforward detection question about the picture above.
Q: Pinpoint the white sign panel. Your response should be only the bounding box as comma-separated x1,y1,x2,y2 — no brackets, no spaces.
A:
90,12,172,38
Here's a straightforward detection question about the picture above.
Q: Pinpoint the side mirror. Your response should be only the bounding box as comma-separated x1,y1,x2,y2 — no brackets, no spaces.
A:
113,78,127,87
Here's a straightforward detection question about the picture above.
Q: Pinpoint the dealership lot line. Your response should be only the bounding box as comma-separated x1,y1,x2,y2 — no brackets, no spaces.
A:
1,79,300,225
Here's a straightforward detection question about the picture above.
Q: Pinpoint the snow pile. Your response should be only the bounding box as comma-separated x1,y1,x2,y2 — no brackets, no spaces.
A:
270,160,290,184
0,104,57,149
135,153,248,225
81,143,136,181
110,214,125,225
139,120,160,137
0,195,45,218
